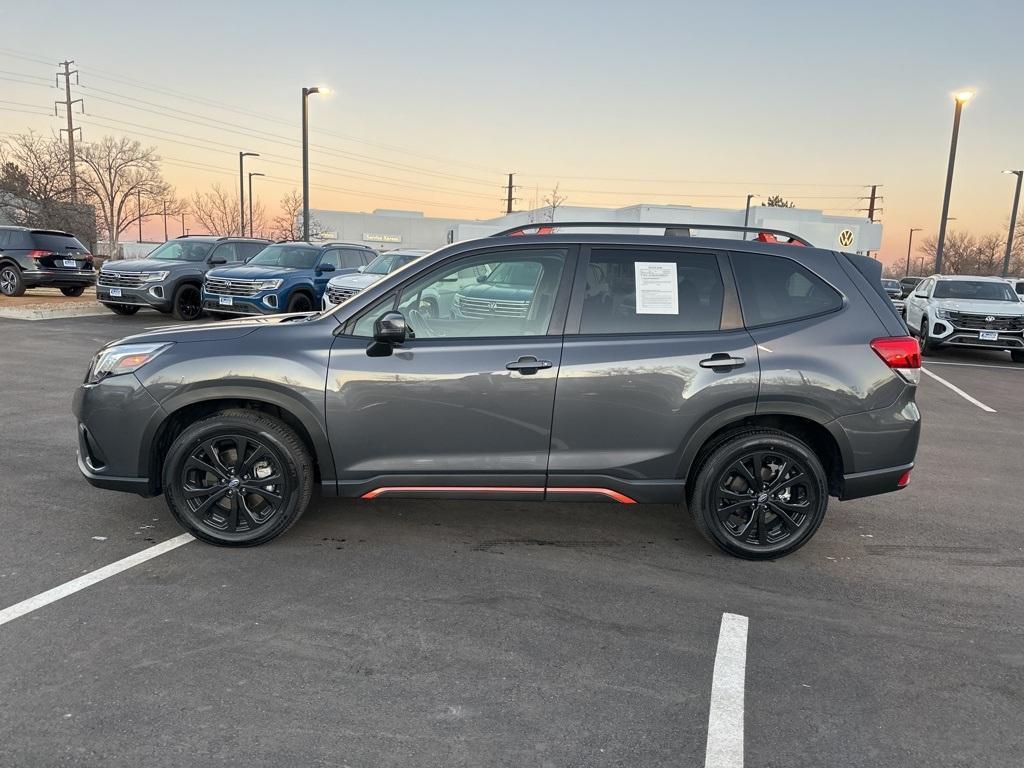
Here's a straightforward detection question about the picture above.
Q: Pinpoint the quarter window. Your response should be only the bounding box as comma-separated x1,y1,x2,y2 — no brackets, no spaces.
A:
579,249,724,334
731,252,843,327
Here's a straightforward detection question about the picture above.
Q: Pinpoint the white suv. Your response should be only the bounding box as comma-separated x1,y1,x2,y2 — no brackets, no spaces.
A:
905,274,1024,362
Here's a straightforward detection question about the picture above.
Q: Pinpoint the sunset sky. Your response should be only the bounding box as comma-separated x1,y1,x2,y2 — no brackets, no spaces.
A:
2,0,1023,266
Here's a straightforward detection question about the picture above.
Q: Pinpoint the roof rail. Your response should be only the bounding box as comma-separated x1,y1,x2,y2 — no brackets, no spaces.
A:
490,221,812,246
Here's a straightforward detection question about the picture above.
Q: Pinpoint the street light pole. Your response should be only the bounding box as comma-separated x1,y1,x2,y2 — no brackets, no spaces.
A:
905,228,922,276
1001,170,1023,278
238,151,258,236
935,90,974,274
248,172,265,238
742,194,757,240
301,86,328,241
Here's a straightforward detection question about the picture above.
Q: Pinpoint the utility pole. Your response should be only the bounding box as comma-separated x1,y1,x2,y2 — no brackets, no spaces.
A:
905,228,922,277
181,212,186,236
55,60,83,203
1001,170,1023,278
137,189,143,242
162,201,169,242
503,173,519,215
867,185,878,222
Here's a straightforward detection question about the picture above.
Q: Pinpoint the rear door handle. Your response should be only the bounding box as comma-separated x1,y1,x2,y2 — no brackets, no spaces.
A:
699,353,745,369
506,355,554,375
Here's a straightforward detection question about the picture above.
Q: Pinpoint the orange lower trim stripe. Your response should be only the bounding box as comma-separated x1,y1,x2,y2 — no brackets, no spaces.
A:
360,485,637,504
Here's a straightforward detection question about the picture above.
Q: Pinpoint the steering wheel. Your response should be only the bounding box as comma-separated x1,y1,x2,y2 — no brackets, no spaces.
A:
407,307,438,338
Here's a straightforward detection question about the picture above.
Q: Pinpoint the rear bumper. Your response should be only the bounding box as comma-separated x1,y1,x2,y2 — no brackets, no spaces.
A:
23,269,96,288
840,463,913,501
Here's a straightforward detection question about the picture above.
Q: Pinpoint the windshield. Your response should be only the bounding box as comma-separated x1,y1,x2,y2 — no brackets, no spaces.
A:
933,280,1019,302
146,240,214,262
247,244,318,269
882,280,901,290
364,253,408,275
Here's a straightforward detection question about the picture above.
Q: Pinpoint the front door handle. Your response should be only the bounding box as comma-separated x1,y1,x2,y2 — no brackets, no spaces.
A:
699,353,745,369
506,355,554,375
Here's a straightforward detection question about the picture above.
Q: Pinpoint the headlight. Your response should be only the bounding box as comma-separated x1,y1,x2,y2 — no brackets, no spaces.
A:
141,271,169,282
87,342,172,384
257,279,283,290
933,307,950,319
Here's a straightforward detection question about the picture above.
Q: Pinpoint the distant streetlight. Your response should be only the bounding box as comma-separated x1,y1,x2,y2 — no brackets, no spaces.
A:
742,194,758,239
905,228,922,276
238,151,259,236
248,172,265,238
1001,170,1023,277
301,86,329,240
935,89,975,273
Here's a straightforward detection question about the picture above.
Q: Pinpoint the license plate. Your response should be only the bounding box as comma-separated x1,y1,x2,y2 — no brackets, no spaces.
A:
62,259,77,268
979,330,998,341
109,288,122,298
218,296,233,306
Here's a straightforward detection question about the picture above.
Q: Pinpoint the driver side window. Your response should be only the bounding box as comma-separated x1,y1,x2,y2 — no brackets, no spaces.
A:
374,249,567,340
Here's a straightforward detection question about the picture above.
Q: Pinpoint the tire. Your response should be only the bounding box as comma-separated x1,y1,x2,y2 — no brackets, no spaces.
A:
106,303,140,315
917,316,937,355
162,409,314,546
285,292,313,313
0,264,25,297
171,283,203,321
1011,350,1024,364
60,286,86,297
689,428,828,560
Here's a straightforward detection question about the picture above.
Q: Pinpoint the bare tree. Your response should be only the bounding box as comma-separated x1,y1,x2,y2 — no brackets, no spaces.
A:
762,194,796,208
189,183,265,237
271,189,303,240
543,183,566,222
76,136,172,256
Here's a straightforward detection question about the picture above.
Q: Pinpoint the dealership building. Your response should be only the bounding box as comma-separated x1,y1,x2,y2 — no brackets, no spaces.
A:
310,203,882,255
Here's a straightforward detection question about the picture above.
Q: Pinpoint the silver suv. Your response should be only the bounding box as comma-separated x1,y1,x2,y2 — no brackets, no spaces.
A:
904,274,1024,362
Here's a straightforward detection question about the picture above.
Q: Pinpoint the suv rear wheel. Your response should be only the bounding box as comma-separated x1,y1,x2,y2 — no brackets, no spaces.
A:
0,264,25,296
60,286,86,297
171,283,203,321
162,409,313,546
690,429,828,560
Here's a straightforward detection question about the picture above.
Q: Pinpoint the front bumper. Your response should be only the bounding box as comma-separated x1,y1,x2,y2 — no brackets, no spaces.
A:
927,316,1024,351
202,291,279,315
23,268,96,288
96,283,172,311
73,372,164,497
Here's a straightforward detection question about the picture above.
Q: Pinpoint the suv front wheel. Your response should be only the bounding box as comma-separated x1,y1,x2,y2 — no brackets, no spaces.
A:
690,429,828,559
162,409,313,546
917,315,938,354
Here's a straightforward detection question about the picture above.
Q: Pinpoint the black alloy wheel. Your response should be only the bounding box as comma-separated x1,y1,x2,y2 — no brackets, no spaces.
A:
286,293,313,313
163,410,313,546
172,284,203,321
691,429,828,559
917,316,936,355
0,265,25,297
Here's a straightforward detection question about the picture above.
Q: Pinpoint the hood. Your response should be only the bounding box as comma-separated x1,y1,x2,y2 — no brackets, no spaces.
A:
105,313,324,349
207,264,301,280
327,272,383,290
933,298,1024,315
100,258,182,273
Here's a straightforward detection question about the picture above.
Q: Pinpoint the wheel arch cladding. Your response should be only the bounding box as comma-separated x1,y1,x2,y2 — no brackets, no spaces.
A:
683,413,845,501
146,395,331,495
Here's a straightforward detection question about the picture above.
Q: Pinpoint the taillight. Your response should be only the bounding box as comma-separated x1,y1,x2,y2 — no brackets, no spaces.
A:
897,469,912,488
871,336,922,384
26,249,49,259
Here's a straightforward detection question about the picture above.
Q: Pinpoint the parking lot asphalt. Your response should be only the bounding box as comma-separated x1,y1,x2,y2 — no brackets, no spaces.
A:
1,311,1022,767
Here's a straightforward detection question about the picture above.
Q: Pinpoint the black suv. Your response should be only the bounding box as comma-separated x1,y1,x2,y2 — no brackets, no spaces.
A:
96,235,271,320
0,226,95,296
73,224,921,559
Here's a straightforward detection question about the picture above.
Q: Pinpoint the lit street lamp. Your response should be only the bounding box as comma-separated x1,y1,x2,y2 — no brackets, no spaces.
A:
905,228,922,276
248,172,265,238
935,90,974,273
1001,170,1023,277
301,86,329,241
238,151,259,235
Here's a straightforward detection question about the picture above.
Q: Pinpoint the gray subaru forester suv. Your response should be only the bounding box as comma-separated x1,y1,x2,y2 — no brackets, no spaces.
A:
73,224,921,559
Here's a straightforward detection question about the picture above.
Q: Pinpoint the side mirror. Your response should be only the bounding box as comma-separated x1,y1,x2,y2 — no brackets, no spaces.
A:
209,256,227,265
357,265,366,272
317,263,336,273
913,292,927,298
476,274,488,283
367,311,408,357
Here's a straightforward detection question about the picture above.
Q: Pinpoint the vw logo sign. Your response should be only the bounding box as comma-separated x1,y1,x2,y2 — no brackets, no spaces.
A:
838,229,855,248
489,302,498,310
985,316,995,322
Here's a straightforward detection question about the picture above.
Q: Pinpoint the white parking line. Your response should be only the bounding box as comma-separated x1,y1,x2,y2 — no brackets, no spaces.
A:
921,367,997,413
705,612,749,768
0,534,194,628
924,360,1024,372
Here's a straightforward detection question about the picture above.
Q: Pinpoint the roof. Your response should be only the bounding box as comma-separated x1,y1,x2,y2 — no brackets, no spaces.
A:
931,274,1011,282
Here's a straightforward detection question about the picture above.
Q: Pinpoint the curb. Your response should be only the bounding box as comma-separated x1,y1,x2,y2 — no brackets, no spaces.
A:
0,305,111,321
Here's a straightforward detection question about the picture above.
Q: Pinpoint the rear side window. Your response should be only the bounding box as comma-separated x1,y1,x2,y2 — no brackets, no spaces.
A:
579,249,724,334
30,232,87,252
0,231,10,248
731,252,842,327
340,249,367,269
210,243,239,263
236,242,266,261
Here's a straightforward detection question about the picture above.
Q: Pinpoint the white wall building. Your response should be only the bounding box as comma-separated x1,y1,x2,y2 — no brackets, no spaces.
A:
311,203,882,254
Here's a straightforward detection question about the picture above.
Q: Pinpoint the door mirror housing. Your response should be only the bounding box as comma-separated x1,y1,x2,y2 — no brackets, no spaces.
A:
367,311,407,356
208,256,227,265
357,265,366,272
913,291,927,299
317,262,336,273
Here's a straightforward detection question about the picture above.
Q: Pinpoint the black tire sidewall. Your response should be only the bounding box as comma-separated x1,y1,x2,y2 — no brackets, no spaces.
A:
286,293,312,313
162,412,312,546
1,265,24,296
61,286,86,297
172,283,202,321
692,431,828,560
